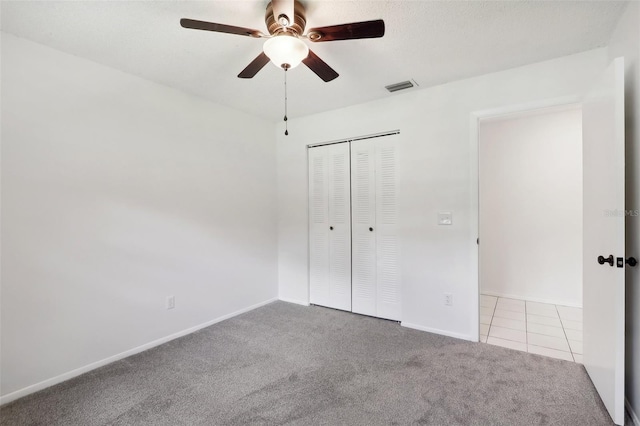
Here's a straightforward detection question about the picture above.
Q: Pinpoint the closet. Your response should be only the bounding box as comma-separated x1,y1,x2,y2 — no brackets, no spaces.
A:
308,133,401,321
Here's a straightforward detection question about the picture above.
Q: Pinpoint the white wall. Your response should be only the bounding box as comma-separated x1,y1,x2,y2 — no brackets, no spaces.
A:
277,48,608,340
0,33,278,401
479,107,583,307
607,2,640,423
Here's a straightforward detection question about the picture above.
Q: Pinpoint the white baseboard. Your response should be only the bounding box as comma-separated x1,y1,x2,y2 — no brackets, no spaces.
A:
278,297,310,306
627,398,640,426
481,290,582,308
0,297,278,406
401,322,474,342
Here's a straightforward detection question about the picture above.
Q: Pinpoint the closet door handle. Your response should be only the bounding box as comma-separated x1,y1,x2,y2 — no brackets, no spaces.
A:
330,226,334,230
369,227,374,232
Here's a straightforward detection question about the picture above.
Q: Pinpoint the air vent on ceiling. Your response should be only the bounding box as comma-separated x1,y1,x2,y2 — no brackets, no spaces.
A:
385,79,418,93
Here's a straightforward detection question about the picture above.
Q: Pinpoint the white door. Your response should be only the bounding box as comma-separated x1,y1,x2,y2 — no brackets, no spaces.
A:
351,135,401,320
308,143,351,311
327,143,352,310
582,57,625,426
351,139,377,316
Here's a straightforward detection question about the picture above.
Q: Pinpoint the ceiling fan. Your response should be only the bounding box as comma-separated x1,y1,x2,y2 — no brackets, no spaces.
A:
180,0,385,82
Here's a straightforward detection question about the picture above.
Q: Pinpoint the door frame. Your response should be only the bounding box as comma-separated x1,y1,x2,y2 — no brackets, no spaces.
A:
468,95,583,342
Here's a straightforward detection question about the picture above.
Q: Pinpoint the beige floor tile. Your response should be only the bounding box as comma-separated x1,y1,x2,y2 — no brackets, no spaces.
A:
568,339,583,354
480,306,494,317
526,301,557,313
527,322,565,338
526,303,559,318
493,309,526,322
480,323,490,336
489,325,527,343
564,328,582,341
491,316,526,331
496,300,526,313
480,295,498,308
527,314,562,327
498,297,525,305
528,344,574,361
561,319,582,331
479,295,581,364
487,336,527,352
527,332,570,352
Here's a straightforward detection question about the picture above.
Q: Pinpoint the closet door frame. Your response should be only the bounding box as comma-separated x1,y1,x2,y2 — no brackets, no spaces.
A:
307,131,401,320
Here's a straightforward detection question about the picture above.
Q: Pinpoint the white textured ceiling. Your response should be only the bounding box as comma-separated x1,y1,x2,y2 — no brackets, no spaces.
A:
0,1,628,122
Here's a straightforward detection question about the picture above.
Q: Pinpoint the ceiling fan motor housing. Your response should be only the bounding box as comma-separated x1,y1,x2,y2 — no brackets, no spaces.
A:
265,0,306,36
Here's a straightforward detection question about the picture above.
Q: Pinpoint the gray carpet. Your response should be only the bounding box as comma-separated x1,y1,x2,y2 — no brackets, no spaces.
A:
0,301,613,425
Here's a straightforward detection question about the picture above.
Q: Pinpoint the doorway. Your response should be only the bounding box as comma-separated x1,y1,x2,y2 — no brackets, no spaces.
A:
477,104,583,362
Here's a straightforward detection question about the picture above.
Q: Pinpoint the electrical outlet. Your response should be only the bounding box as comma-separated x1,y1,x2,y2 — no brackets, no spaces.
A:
167,295,175,310
444,293,453,306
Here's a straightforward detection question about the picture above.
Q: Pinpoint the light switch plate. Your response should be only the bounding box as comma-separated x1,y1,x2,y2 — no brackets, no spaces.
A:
438,212,452,225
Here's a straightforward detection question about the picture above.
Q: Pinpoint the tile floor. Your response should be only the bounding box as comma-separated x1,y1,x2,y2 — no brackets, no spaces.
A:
480,294,583,363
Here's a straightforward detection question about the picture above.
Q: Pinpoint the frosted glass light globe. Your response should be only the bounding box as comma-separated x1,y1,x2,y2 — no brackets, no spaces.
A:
263,34,309,69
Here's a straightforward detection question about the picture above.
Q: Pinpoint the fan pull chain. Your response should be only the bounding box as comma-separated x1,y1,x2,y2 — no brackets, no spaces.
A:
284,67,288,136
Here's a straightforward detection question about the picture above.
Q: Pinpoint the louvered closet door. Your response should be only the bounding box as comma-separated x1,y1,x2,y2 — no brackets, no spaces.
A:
351,140,377,316
374,135,401,320
351,135,401,320
309,146,331,307
308,143,351,311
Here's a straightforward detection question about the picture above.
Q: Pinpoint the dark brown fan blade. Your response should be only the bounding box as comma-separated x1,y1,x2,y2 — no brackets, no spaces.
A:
302,50,339,82
307,19,384,42
238,52,271,79
180,18,264,38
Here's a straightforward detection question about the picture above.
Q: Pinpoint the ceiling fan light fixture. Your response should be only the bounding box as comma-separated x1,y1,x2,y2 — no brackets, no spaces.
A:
263,34,309,69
